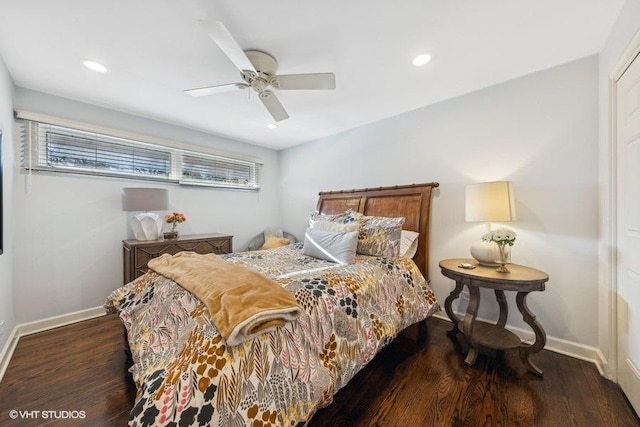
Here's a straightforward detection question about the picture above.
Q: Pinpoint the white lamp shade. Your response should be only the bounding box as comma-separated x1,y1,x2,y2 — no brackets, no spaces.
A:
465,181,516,222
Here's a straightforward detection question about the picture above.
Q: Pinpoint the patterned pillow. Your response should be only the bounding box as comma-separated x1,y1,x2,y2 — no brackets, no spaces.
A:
310,219,360,233
308,210,351,228
344,211,405,258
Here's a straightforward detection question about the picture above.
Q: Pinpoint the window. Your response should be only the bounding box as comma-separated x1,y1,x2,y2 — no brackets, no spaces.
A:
20,118,260,190
181,153,258,188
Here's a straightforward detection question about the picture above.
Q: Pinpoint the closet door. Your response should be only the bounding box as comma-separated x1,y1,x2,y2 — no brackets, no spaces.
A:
616,50,640,416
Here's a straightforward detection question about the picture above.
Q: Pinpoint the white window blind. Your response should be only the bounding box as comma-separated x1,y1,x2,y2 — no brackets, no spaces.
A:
20,119,260,190
181,153,258,188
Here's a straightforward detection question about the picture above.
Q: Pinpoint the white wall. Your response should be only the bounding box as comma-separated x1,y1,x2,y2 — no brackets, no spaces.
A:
11,89,281,324
0,55,15,353
280,56,600,347
598,0,640,379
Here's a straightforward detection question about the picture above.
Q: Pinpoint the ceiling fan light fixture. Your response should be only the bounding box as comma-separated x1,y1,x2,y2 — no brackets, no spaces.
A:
412,53,432,67
82,59,108,73
192,21,335,122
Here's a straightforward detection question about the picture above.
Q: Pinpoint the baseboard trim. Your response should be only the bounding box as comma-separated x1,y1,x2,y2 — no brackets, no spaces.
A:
16,306,106,337
0,326,20,384
0,306,106,383
432,311,606,372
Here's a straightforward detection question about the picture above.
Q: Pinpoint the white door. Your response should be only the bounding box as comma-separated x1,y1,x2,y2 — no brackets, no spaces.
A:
617,51,640,416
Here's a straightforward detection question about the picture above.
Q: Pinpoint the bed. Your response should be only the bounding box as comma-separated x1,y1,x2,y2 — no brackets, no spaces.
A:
105,182,440,426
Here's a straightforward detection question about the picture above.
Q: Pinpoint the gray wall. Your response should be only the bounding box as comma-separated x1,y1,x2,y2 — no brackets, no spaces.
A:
280,56,600,347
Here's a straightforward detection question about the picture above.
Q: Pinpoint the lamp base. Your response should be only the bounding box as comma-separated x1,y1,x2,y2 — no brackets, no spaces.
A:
130,213,162,241
470,240,499,266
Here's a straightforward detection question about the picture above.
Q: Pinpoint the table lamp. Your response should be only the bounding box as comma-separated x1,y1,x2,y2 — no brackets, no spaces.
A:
122,187,169,240
465,181,516,265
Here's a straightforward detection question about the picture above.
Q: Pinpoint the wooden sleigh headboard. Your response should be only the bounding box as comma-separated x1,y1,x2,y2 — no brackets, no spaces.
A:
316,182,439,280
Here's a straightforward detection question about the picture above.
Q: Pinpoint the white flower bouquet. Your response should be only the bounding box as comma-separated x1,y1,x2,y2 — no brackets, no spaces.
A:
481,227,516,272
481,227,516,246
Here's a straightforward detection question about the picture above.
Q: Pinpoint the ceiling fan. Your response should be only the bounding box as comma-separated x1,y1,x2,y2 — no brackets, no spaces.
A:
186,20,336,122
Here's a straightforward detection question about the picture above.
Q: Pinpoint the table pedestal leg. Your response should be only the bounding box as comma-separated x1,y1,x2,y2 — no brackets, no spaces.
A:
444,281,464,337
495,290,508,327
516,291,546,376
463,286,481,366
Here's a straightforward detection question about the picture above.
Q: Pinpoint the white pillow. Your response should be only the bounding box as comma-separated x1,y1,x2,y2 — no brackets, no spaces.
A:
400,230,420,258
302,228,358,264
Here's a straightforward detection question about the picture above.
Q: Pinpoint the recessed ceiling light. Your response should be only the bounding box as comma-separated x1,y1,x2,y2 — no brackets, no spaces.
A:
82,59,108,73
412,53,432,67
266,124,278,129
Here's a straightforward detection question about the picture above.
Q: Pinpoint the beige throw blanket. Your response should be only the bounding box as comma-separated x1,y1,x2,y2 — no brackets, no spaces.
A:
148,251,301,346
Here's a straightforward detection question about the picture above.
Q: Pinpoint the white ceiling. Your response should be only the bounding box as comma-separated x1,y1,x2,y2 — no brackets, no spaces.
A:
0,0,625,150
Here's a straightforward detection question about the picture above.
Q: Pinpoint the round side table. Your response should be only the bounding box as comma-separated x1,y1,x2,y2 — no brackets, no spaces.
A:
439,258,549,376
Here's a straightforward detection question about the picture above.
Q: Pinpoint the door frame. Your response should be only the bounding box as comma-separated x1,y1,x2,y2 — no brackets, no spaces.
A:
605,29,640,382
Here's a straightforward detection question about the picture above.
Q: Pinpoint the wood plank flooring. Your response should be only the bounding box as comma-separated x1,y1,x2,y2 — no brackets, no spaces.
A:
0,314,638,426
0,315,135,426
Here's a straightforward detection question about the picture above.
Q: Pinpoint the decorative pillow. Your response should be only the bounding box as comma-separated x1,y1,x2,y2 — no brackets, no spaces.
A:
310,219,360,233
308,210,350,228
302,228,358,264
345,211,405,258
400,230,420,258
260,235,290,250
341,209,363,225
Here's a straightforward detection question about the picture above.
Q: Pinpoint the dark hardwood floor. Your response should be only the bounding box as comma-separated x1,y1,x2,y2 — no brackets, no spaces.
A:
0,314,638,426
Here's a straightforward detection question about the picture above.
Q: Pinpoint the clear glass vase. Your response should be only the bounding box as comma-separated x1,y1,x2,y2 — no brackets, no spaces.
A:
495,242,511,273
163,222,179,239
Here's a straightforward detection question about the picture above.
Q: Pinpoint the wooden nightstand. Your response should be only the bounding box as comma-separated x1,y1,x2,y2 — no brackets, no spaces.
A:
122,233,233,284
439,258,549,376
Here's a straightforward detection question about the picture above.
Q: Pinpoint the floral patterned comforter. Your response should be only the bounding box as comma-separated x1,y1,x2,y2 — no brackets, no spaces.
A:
105,243,439,426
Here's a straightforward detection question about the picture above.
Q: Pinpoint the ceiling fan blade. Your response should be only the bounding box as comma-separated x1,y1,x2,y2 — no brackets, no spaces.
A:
184,83,248,97
259,90,289,122
198,20,256,73
272,73,336,90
